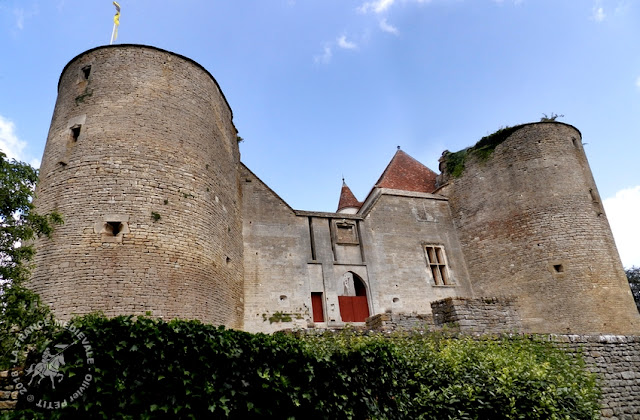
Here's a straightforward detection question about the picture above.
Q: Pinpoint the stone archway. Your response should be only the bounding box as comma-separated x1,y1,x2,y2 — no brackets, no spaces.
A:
338,272,370,322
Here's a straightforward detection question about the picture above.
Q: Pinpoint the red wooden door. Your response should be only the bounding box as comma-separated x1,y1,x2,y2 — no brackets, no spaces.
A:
311,293,324,322
338,296,354,322
338,296,370,322
352,296,370,321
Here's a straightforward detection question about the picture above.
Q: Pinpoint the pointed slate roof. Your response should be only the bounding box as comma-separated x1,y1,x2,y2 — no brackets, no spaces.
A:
374,149,438,193
337,180,363,212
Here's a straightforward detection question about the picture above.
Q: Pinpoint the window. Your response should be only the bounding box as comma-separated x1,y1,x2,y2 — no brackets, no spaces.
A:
81,65,91,80
425,245,450,285
94,215,130,243
105,221,122,236
70,125,81,142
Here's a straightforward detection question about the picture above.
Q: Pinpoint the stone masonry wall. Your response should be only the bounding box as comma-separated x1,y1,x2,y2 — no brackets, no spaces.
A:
31,45,244,327
439,123,640,334
366,313,434,331
548,335,640,419
241,165,312,333
0,370,20,414
359,191,473,315
430,296,522,334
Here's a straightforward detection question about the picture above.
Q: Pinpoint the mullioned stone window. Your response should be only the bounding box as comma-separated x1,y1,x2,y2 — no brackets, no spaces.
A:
424,245,451,285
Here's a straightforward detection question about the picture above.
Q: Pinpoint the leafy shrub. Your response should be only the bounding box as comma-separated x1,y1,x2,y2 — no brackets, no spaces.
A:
3,316,601,419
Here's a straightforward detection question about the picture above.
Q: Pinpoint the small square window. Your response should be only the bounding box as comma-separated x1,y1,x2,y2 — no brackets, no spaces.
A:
94,215,130,244
105,221,122,236
424,245,451,285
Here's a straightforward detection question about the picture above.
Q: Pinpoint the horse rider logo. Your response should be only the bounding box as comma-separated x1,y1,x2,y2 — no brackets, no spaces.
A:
24,343,70,390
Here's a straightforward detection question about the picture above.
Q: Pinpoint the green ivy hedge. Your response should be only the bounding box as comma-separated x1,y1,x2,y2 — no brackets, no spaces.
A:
3,315,600,419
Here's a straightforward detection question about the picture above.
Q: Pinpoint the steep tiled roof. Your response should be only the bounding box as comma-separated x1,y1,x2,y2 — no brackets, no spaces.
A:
374,149,438,193
337,181,362,212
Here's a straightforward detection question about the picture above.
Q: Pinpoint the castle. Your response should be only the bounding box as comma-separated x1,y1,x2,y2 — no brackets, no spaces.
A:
30,45,640,335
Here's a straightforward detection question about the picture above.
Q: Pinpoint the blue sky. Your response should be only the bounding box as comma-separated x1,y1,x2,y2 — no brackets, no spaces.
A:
1,0,638,267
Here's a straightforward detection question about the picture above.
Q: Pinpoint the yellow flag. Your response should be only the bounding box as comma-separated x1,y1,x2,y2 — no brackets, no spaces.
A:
113,2,121,41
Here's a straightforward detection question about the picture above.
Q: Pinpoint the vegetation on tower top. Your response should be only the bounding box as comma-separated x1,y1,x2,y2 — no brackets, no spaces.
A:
442,125,524,178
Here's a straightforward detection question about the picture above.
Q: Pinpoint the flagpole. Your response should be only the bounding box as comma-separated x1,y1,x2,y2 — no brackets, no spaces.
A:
110,22,116,45
110,2,120,45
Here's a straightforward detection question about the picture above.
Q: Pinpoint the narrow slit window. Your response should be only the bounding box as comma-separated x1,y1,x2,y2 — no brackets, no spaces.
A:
81,65,91,80
425,245,451,285
70,125,81,142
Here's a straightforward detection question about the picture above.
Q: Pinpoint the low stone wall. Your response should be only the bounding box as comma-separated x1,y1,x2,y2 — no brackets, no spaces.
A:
0,369,20,413
547,335,640,419
430,296,522,334
365,313,434,331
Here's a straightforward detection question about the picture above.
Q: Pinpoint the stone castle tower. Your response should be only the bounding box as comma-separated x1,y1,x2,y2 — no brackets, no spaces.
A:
31,45,244,327
437,124,638,333
30,45,639,334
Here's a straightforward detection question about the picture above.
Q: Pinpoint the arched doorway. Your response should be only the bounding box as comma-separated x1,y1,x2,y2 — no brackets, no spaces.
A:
338,272,370,322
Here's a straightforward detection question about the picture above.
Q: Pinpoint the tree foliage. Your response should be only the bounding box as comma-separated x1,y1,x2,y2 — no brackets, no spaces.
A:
0,152,62,369
626,266,640,312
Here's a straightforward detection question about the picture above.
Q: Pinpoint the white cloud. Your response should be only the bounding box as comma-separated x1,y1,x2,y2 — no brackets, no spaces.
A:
0,115,27,161
337,35,357,49
592,6,606,22
635,75,640,89
10,4,39,31
603,186,640,268
358,0,396,14
314,46,333,64
379,18,399,35
0,115,39,167
358,0,432,14
14,8,25,30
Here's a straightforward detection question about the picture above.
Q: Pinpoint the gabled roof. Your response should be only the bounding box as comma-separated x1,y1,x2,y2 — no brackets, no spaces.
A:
374,149,438,193
337,180,362,212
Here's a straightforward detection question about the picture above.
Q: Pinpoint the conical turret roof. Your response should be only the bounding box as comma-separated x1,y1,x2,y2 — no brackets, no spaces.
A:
337,180,362,212
374,149,438,193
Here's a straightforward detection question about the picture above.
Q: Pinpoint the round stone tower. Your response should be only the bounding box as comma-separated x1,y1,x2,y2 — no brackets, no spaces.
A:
31,45,244,327
440,122,639,334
